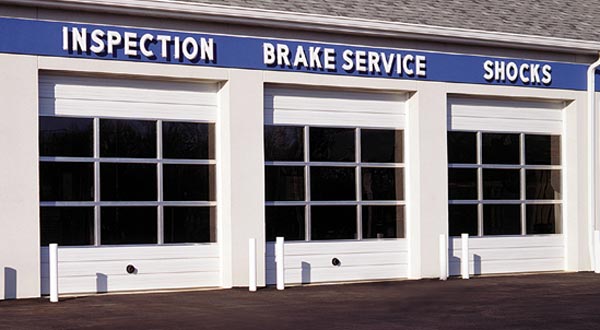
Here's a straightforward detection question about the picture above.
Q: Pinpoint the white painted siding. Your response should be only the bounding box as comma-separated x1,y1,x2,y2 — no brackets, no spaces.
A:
448,236,565,275
265,86,407,128
39,74,219,121
41,245,220,294
265,240,408,284
448,97,564,134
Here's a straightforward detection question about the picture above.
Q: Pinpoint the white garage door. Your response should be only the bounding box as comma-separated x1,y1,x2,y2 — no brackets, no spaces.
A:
39,74,221,294
447,96,565,275
264,86,409,284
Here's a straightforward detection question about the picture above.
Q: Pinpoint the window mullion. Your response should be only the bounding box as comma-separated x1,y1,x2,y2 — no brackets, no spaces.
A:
93,117,101,246
477,131,483,237
520,133,526,235
356,128,362,240
157,120,164,245
304,125,311,241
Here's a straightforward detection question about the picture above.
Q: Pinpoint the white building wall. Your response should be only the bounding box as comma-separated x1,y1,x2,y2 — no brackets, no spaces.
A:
0,54,40,299
406,82,449,278
0,8,596,298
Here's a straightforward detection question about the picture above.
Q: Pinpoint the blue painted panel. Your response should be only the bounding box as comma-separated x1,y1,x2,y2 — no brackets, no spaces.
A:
0,17,592,91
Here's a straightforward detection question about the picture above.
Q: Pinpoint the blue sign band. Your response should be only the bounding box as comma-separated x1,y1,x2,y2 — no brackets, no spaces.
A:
0,17,594,91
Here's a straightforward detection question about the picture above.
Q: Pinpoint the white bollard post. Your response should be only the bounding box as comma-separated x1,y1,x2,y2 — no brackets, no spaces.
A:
49,243,59,303
439,234,448,280
461,233,470,280
275,237,285,290
595,231,600,274
248,238,257,292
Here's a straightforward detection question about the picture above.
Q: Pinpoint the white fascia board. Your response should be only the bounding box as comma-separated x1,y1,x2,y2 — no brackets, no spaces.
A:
7,0,600,54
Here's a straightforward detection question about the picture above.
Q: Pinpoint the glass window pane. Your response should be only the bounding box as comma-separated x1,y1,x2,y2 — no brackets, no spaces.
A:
448,168,477,200
448,204,478,236
361,129,403,163
101,207,157,244
310,127,355,162
39,117,93,157
163,164,215,201
310,167,356,201
362,206,404,239
447,132,476,164
311,206,357,240
100,163,157,201
265,206,305,241
482,133,520,164
100,119,156,158
163,122,214,159
482,169,520,200
362,168,404,201
264,126,304,161
40,162,94,201
526,204,562,234
525,135,561,165
164,207,215,243
40,207,94,246
483,204,521,235
265,166,305,201
526,170,561,200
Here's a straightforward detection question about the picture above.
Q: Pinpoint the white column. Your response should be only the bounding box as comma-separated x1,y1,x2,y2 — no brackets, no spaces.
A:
248,238,257,291
439,234,448,280
0,54,40,299
49,243,59,303
461,233,470,279
217,70,266,288
406,83,449,279
276,237,285,290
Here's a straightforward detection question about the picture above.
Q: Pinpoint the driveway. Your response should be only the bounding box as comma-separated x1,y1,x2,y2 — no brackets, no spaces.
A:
1,272,600,329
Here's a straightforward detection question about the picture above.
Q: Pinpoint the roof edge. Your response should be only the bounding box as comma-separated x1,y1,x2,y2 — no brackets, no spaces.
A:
8,0,600,55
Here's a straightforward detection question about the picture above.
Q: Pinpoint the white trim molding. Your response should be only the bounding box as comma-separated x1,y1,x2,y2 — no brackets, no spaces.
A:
5,0,600,55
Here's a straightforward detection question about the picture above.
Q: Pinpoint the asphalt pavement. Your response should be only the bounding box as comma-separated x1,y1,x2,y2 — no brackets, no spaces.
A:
1,272,600,329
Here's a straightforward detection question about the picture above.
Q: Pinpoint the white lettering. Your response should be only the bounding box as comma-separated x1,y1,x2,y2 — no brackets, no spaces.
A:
263,43,275,65
139,34,154,57
416,55,427,77
519,63,530,83
402,54,414,76
309,47,322,69
90,29,105,53
542,64,552,84
530,64,541,83
276,44,291,66
494,61,505,81
200,38,214,61
381,53,395,75
368,51,381,73
157,35,171,58
355,50,367,72
324,48,335,70
293,45,308,67
342,49,354,71
106,30,122,55
173,36,181,60
182,37,198,60
62,26,69,51
483,60,494,80
124,32,137,57
72,27,87,52
506,62,519,82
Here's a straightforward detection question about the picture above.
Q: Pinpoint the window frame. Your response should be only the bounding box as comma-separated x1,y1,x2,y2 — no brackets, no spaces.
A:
39,114,217,246
265,124,406,241
448,130,562,237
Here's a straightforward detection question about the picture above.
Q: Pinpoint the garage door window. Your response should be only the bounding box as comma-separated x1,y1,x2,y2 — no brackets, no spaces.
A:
447,131,562,236
39,116,216,246
265,125,405,241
